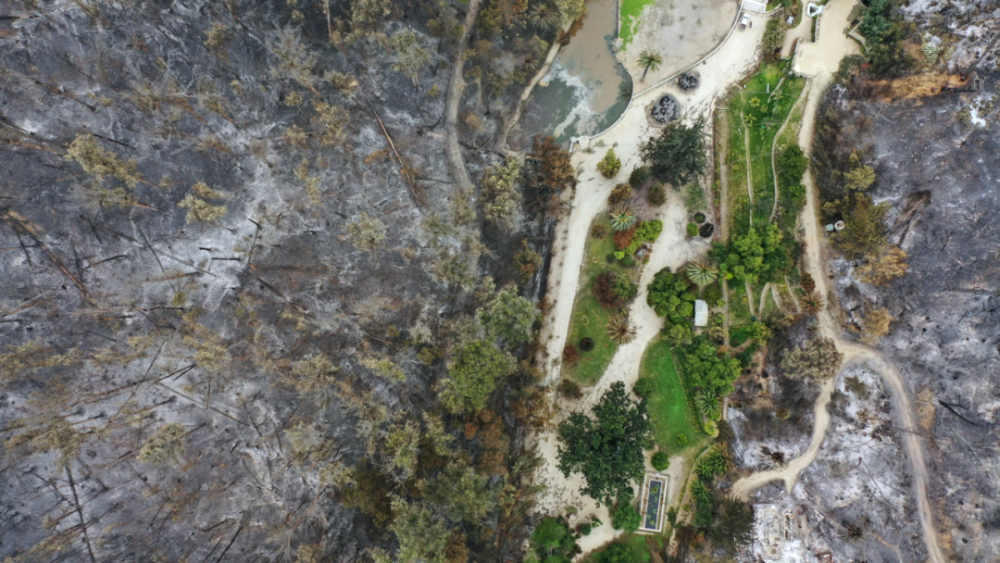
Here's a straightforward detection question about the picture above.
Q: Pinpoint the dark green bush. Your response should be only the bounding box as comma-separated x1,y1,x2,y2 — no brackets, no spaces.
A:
686,223,698,237
694,212,706,223
633,377,656,398
651,451,669,470
629,166,650,189
579,337,595,352
611,502,641,533
648,183,666,205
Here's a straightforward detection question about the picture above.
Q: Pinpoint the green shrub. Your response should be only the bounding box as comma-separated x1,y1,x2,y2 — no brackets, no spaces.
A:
694,212,706,223
610,502,641,533
651,451,669,471
597,149,621,179
623,220,663,255
633,377,656,398
686,223,699,237
675,433,688,447
648,182,666,205
621,255,635,267
777,145,808,189
601,544,636,563
629,166,650,189
579,337,595,352
609,183,631,205
576,522,593,536
702,282,723,307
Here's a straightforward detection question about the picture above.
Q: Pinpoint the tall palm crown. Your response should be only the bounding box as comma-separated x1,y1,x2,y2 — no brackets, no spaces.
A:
637,50,663,80
608,205,637,232
686,261,719,287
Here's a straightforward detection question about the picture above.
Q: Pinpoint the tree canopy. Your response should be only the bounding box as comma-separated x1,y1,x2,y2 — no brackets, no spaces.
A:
683,338,742,397
478,286,539,345
557,382,652,506
646,268,694,321
440,339,515,413
711,224,795,285
781,337,842,380
640,118,706,187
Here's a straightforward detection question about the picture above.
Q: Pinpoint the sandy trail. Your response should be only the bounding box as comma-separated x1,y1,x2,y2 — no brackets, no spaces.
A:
730,2,946,561
531,13,768,555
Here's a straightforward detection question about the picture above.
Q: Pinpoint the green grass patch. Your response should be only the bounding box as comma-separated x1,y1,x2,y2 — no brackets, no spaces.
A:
563,219,636,386
727,280,753,326
639,338,703,456
725,63,805,233
619,0,657,48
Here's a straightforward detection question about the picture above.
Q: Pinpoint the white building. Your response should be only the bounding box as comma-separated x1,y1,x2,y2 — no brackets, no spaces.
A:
694,299,709,327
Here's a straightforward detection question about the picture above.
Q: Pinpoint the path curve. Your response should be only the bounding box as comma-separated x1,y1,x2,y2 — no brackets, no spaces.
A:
729,3,946,561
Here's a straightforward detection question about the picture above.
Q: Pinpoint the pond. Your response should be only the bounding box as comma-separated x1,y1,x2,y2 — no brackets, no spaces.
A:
515,0,631,147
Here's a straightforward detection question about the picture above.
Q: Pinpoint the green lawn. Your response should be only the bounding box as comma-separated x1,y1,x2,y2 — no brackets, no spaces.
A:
563,219,636,386
726,63,806,233
619,0,657,48
639,338,703,456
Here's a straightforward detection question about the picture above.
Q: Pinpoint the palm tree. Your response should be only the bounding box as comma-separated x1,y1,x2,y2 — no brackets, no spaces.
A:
526,2,560,33
801,292,824,315
637,50,663,81
606,315,637,345
686,261,719,287
608,205,637,232
693,388,721,419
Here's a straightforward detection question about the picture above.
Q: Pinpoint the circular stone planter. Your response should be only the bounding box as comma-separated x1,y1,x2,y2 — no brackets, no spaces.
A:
677,71,700,91
699,223,715,238
648,94,680,126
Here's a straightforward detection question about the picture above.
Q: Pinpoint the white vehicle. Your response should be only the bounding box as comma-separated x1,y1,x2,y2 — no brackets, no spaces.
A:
739,13,751,31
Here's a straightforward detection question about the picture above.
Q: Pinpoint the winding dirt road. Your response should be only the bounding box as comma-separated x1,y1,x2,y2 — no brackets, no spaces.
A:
730,2,946,561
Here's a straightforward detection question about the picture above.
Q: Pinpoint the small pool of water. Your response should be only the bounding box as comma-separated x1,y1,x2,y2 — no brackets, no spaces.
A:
517,0,631,146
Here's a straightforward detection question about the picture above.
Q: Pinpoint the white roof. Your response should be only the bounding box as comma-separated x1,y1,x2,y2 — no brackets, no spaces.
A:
742,0,768,13
694,300,709,327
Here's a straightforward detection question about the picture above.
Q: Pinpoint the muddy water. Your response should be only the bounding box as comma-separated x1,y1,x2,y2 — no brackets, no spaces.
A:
517,0,629,145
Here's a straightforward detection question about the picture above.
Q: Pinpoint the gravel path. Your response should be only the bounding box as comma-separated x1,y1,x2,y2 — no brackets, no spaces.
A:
531,12,768,556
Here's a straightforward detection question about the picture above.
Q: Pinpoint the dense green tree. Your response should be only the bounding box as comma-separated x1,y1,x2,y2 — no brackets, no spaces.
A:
777,145,808,189
557,382,652,506
646,268,694,320
529,517,579,563
640,118,706,187
478,285,539,345
440,339,516,413
611,501,641,533
762,17,787,55
600,544,636,563
834,194,889,259
717,224,793,284
684,338,742,397
651,451,669,471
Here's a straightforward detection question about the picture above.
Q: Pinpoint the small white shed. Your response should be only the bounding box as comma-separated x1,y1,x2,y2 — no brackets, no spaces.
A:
741,0,768,14
694,300,709,327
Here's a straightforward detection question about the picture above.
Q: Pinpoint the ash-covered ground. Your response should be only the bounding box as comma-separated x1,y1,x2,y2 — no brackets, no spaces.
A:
0,1,555,561
747,364,925,562
816,75,1000,561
